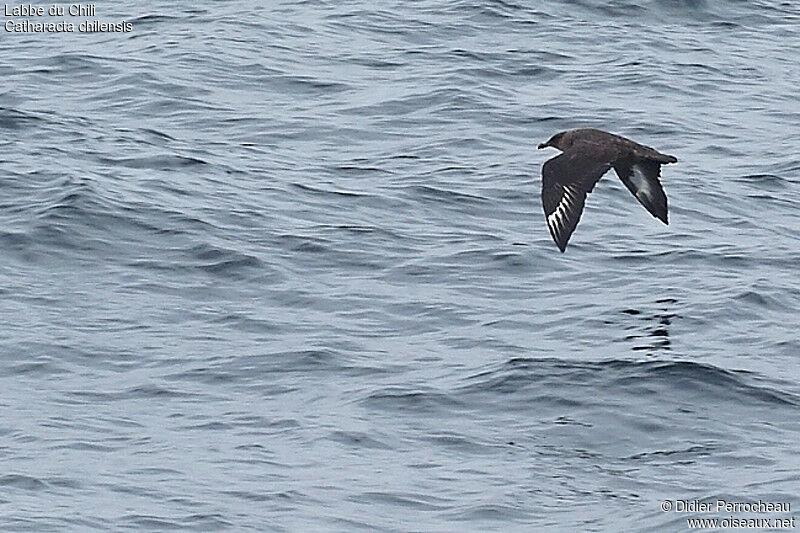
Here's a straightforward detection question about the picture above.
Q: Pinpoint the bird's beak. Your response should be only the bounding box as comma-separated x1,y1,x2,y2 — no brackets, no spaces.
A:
538,142,548,149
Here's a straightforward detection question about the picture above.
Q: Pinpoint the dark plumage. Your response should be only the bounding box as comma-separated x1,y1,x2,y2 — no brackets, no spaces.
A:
538,128,677,252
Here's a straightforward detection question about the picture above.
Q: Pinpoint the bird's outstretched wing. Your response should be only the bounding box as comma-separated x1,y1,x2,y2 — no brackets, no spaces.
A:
541,143,614,252
613,159,669,224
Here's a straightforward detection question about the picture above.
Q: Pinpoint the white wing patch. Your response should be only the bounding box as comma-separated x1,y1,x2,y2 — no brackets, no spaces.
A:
630,164,653,202
547,183,581,235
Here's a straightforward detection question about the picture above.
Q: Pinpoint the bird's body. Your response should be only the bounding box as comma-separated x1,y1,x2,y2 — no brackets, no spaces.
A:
538,128,677,252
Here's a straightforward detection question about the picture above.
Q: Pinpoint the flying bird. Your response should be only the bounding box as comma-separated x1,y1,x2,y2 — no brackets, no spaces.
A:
538,128,677,252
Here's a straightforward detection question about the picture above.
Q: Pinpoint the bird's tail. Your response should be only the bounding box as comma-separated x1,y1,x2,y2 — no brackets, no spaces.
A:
653,152,677,164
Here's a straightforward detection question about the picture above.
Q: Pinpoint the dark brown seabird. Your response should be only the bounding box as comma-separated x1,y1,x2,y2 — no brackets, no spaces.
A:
538,128,677,252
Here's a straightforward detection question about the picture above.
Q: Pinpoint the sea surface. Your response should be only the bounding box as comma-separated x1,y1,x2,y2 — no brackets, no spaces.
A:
2,1,800,531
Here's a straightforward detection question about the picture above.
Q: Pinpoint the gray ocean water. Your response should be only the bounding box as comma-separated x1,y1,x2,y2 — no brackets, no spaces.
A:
2,1,800,531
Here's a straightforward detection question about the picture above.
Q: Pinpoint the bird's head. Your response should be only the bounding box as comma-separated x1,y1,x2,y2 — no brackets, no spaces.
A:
538,131,573,151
